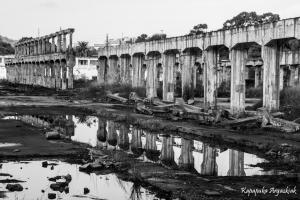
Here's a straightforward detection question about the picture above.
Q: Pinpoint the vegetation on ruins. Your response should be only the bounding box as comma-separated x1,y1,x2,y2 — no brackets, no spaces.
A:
135,34,148,43
188,23,208,35
135,33,167,43
0,40,15,55
75,41,97,57
222,12,280,29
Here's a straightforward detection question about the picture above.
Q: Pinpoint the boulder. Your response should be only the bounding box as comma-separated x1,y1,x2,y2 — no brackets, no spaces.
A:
45,131,60,140
6,184,23,191
48,193,56,199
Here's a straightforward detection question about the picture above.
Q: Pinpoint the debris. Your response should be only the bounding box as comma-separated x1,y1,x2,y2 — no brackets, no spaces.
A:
106,93,128,103
135,102,153,115
13,149,20,153
6,184,23,191
45,131,60,140
48,193,56,199
129,92,143,102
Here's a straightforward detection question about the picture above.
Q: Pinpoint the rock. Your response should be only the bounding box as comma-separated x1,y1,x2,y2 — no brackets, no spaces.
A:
45,131,60,140
204,190,221,196
6,184,23,191
48,193,56,199
50,165,54,170
64,174,72,183
41,189,45,193
64,186,69,193
84,187,90,194
42,161,48,168
50,182,68,192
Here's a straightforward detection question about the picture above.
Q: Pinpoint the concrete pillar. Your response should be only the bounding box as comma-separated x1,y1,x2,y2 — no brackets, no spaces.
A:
118,125,130,151
62,34,67,52
97,58,107,85
131,129,143,156
120,55,131,84
230,48,247,115
227,150,246,176
132,55,145,87
55,61,62,89
289,65,296,87
57,34,62,52
254,66,261,88
69,33,73,49
178,138,194,170
61,62,67,90
181,53,196,101
107,56,119,84
51,37,56,53
67,56,75,89
163,53,176,101
146,54,160,98
279,66,284,90
203,48,218,108
262,43,280,111
49,62,55,88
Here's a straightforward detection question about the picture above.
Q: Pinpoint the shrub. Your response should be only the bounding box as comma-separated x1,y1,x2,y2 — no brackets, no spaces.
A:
246,86,263,98
280,87,300,120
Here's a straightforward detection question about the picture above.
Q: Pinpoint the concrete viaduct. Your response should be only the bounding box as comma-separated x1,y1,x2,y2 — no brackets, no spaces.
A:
97,17,300,114
5,28,75,90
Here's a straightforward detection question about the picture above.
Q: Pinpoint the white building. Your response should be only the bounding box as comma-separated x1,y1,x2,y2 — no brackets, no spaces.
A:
0,55,14,79
73,57,98,80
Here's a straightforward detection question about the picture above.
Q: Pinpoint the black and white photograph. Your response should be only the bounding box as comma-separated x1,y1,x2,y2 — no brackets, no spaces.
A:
0,0,299,199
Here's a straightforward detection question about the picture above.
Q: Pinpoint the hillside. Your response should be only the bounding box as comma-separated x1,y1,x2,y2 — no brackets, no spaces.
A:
0,35,17,46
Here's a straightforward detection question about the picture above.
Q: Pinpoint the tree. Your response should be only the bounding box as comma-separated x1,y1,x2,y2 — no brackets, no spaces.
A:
75,41,89,57
135,34,148,43
147,33,167,41
18,37,33,43
189,23,208,35
223,12,280,29
0,40,15,55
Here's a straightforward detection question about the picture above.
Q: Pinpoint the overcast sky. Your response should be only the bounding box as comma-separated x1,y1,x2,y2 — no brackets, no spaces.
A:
0,0,299,45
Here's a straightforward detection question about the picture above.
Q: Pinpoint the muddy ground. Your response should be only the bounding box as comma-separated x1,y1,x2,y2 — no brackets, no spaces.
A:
0,83,299,200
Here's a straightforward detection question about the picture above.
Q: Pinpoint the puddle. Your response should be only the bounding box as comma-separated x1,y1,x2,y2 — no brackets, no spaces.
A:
0,143,22,148
4,115,286,176
0,160,165,200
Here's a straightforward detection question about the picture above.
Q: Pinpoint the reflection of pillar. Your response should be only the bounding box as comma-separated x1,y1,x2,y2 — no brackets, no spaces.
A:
132,55,145,87
230,48,247,115
145,132,160,161
203,48,218,108
227,150,246,176
163,53,176,101
201,144,218,175
160,135,175,166
178,138,194,170
118,124,130,151
61,62,67,90
131,129,143,156
97,118,107,142
107,121,118,146
65,115,75,137
146,55,160,98
262,43,280,111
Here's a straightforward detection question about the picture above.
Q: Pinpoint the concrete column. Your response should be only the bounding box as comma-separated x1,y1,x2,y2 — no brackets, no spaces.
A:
254,66,261,88
51,37,56,53
289,65,296,87
55,62,62,89
62,34,67,52
203,48,218,108
178,138,194,170
131,129,143,156
107,56,119,84
230,48,247,115
69,33,73,49
120,55,131,84
181,53,196,101
163,53,176,101
132,55,145,87
61,62,67,90
262,43,280,111
97,58,107,85
67,56,75,89
279,66,284,90
57,34,62,52
146,55,160,98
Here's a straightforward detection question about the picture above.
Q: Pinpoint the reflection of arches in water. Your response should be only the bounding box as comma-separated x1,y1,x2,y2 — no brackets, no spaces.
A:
65,115,75,136
201,144,218,176
131,129,144,157
118,124,130,151
178,138,194,171
160,135,176,166
145,132,160,161
106,121,118,146
97,118,107,142
227,150,246,176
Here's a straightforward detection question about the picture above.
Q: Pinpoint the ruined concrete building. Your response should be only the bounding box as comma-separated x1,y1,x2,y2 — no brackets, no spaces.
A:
97,17,300,114
5,29,75,90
